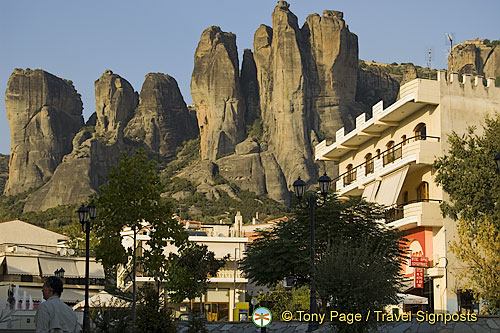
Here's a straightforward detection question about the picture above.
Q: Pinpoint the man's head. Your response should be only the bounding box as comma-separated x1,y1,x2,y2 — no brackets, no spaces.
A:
42,276,63,300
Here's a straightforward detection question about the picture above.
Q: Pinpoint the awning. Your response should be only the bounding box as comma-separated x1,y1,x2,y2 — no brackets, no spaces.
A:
39,258,80,278
60,289,86,303
75,260,105,279
397,293,428,305
362,181,380,202
6,256,40,275
72,291,130,310
374,166,409,206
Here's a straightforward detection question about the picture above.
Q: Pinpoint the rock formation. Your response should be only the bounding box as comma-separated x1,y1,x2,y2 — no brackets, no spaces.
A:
4,69,83,196
240,49,260,126
356,67,400,110
302,9,361,138
448,40,500,81
94,70,138,143
125,73,198,157
191,26,246,160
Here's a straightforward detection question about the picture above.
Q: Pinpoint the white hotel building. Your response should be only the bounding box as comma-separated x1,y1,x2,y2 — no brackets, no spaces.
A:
315,73,500,313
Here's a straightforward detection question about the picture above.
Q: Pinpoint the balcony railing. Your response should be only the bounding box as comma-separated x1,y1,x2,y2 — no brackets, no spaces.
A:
343,171,357,186
333,135,440,191
0,243,94,257
385,199,442,223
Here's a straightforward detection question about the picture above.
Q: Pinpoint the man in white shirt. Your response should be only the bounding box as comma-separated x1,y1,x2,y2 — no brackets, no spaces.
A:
35,276,81,333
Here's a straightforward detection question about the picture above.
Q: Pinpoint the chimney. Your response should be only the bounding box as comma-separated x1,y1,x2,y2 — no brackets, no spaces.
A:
234,211,243,237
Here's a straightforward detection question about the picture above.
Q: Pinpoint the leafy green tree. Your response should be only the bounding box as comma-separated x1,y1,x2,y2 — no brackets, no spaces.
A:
450,218,500,313
257,285,309,318
434,115,500,228
136,284,176,333
434,114,500,312
241,194,405,331
93,149,187,328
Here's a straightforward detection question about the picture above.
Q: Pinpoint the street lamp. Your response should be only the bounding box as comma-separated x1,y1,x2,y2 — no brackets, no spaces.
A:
292,173,331,332
77,201,96,333
54,268,65,278
494,151,500,173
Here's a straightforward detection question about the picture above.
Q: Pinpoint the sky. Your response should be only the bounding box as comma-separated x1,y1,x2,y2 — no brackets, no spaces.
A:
1,0,499,155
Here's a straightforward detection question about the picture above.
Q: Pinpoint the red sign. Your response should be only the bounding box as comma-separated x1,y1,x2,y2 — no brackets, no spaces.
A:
414,267,424,288
410,256,429,268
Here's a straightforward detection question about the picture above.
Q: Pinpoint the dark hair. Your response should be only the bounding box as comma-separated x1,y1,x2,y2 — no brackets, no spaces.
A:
44,276,63,296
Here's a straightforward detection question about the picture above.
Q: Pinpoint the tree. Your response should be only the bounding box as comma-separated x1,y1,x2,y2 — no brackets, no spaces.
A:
450,218,500,313
433,115,500,228
165,243,227,313
257,285,309,318
241,195,405,331
93,149,187,329
434,114,500,312
136,284,176,333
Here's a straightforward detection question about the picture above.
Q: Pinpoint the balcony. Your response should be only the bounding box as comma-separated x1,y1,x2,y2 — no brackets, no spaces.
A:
385,199,443,230
333,135,441,195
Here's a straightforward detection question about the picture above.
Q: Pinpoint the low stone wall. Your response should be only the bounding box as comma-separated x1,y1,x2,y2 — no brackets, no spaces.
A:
176,316,500,332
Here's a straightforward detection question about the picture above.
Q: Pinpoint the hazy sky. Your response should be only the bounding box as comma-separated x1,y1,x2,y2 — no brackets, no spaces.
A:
1,0,499,155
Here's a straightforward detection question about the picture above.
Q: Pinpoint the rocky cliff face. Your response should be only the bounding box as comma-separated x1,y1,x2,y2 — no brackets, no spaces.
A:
125,73,198,157
94,70,138,143
356,67,400,110
4,69,83,196
448,40,500,80
191,26,246,160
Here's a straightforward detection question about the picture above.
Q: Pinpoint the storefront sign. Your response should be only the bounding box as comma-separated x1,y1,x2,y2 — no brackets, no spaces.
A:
410,256,429,267
414,267,424,288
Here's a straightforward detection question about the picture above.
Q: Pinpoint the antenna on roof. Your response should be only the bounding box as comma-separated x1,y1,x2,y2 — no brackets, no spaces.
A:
446,33,454,70
427,48,432,79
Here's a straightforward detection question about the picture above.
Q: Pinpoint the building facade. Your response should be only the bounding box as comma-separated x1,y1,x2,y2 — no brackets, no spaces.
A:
0,220,105,310
315,73,500,313
117,213,249,321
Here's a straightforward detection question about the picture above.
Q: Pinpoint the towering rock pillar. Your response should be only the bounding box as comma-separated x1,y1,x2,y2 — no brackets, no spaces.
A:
191,26,246,160
303,10,360,138
253,1,316,184
125,73,198,157
94,70,138,143
4,69,83,195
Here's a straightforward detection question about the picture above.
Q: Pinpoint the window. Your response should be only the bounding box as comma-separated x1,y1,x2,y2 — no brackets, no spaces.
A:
343,164,356,186
414,123,427,140
403,191,409,204
384,141,396,165
365,153,374,175
417,182,429,202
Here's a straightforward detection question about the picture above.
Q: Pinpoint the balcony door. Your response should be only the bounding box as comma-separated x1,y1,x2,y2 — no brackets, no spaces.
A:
417,182,429,202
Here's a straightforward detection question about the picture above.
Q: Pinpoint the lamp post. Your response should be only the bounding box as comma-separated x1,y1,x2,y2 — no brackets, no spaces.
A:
54,268,65,278
78,202,96,333
292,173,331,332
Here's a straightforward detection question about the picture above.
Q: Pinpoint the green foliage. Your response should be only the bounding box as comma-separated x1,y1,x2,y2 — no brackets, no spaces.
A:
163,138,201,179
434,114,500,311
136,284,176,333
358,60,367,69
242,195,405,288
181,188,288,224
166,243,227,303
93,149,188,273
451,217,500,314
315,238,402,332
483,39,499,48
258,285,309,318
90,298,132,333
246,119,263,141
165,177,195,194
496,76,500,88
241,195,405,331
434,115,500,227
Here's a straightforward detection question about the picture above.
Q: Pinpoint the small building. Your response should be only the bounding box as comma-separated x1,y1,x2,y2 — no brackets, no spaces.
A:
315,73,500,313
0,219,105,309
117,213,248,322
